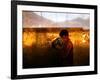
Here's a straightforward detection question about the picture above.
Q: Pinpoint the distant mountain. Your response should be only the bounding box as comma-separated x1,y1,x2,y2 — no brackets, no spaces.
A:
23,11,89,29
56,17,89,29
72,17,90,27
23,11,58,28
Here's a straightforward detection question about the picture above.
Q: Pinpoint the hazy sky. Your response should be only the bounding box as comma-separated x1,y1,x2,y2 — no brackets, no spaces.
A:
34,12,89,22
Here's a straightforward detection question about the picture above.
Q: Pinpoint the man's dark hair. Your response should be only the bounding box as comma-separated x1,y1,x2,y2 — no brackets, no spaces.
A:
59,29,69,37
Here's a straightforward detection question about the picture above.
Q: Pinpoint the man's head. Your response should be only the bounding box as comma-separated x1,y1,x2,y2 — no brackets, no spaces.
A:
59,29,69,41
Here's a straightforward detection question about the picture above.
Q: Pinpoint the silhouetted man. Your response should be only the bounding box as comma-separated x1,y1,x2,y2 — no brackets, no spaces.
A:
52,30,73,66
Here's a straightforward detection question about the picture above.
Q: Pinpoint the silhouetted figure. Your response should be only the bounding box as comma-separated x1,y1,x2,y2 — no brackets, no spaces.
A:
52,30,73,66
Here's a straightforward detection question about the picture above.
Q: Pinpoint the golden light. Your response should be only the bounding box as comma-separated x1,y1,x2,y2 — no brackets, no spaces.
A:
23,32,36,47
81,33,89,43
22,28,90,48
82,39,86,43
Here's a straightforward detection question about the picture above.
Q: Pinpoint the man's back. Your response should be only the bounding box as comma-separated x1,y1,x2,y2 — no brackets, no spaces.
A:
60,39,73,66
52,37,73,66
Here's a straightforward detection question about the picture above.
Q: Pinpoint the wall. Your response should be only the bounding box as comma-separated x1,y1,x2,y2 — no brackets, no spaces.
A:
0,0,99,80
